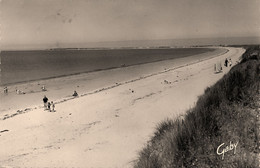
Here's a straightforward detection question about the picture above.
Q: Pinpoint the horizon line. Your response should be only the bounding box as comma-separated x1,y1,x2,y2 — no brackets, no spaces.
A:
1,36,260,51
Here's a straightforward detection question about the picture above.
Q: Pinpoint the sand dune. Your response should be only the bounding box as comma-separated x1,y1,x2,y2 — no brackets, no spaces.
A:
0,47,245,167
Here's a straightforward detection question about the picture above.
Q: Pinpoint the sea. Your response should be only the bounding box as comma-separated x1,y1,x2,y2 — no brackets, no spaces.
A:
0,48,214,86
1,36,259,86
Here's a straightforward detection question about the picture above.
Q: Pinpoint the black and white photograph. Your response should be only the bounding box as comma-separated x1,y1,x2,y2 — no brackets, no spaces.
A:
0,0,259,167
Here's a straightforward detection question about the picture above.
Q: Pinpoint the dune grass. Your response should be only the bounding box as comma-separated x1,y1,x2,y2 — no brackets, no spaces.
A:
135,46,260,168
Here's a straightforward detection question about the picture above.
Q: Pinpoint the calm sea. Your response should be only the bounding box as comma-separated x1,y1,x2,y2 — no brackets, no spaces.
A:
0,48,214,86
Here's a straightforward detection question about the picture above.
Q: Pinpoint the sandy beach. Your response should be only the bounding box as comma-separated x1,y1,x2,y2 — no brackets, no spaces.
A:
1,48,222,113
0,47,245,167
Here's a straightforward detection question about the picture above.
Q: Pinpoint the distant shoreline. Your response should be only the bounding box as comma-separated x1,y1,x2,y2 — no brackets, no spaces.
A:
1,46,211,52
0,47,216,87
2,36,260,51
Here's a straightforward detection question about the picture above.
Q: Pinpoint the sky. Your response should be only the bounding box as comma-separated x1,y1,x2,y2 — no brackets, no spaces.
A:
1,0,260,49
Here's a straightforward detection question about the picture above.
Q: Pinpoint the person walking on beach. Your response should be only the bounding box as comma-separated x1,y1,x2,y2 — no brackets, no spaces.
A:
48,102,51,112
51,101,55,112
224,58,228,67
3,87,8,94
43,95,48,110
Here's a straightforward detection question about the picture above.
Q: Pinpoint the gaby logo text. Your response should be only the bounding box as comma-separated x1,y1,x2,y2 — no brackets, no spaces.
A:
217,141,238,160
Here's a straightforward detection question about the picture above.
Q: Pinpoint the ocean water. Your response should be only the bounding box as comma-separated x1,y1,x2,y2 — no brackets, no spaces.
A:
0,48,214,86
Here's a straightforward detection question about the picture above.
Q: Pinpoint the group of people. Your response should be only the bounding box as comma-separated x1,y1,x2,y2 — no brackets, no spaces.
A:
43,95,55,112
214,58,233,74
42,90,78,112
3,87,24,95
224,58,232,67
4,83,79,112
3,85,47,95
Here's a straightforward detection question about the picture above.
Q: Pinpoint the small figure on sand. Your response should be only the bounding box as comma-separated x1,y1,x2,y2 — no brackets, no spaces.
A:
42,85,47,91
3,87,8,94
43,95,48,110
72,90,78,97
16,89,25,95
164,80,171,84
224,58,228,67
48,102,51,111
229,58,232,66
214,62,223,73
129,89,134,93
51,101,55,112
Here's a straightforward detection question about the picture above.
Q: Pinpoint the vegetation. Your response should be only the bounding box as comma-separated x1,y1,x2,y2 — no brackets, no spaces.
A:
135,46,260,168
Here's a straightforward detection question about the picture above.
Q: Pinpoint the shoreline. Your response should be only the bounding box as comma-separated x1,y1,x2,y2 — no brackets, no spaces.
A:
0,47,226,115
0,51,212,87
0,47,245,167
0,47,216,87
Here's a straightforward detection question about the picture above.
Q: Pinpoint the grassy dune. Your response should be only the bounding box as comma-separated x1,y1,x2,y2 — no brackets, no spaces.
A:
135,46,260,168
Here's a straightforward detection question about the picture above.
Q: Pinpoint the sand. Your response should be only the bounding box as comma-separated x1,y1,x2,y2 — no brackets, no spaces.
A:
0,47,245,167
0,48,225,113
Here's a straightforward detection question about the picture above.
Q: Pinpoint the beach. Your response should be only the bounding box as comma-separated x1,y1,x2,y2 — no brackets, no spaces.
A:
1,48,222,113
0,47,245,167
